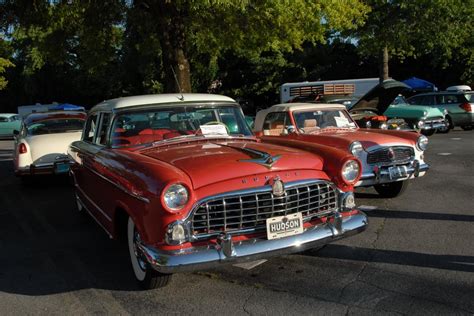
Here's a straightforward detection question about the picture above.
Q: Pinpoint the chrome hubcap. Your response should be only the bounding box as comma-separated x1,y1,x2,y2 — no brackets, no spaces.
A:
133,230,147,271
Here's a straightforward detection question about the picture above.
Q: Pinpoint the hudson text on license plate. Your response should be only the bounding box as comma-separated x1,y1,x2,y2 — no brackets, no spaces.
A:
266,212,304,240
389,165,408,179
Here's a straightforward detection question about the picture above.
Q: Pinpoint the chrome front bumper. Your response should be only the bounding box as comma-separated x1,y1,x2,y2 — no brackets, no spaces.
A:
357,161,429,187
137,210,368,274
420,120,447,130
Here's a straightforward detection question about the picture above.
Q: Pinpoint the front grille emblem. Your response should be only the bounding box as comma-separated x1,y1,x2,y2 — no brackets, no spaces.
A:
271,177,285,197
387,148,395,161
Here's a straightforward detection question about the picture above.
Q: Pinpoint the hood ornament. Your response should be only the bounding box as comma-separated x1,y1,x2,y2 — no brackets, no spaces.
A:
217,143,281,169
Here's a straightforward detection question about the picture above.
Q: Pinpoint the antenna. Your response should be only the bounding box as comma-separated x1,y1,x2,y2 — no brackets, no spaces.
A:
170,66,184,101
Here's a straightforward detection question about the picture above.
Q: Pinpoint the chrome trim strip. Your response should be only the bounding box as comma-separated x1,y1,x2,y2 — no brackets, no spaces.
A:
75,185,112,222
138,210,368,274
84,165,150,203
76,194,113,238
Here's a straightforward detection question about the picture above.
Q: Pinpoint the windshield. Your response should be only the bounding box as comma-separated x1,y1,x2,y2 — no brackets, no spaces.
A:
390,95,408,105
27,119,85,136
293,109,357,132
111,104,252,148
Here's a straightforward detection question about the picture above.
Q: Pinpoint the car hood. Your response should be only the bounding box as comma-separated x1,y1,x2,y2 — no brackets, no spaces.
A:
25,131,83,163
142,140,324,189
289,128,415,151
350,80,411,114
384,104,444,118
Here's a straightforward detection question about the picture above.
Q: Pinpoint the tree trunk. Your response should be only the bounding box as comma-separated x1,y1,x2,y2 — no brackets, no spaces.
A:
379,46,389,83
150,1,192,93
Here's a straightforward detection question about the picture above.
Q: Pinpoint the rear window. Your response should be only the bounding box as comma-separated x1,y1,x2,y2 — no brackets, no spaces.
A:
464,93,473,102
27,119,85,136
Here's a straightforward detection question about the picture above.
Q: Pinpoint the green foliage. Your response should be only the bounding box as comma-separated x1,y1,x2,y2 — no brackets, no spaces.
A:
355,0,474,81
0,57,15,90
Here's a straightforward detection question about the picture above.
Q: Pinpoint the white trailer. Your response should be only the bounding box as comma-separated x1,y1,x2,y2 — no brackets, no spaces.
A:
280,78,379,103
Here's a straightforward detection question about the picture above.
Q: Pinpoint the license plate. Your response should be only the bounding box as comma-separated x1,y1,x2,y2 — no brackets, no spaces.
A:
266,212,304,240
389,165,408,179
55,162,70,174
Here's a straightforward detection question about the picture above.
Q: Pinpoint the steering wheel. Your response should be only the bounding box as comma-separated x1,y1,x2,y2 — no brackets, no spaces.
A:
201,121,230,133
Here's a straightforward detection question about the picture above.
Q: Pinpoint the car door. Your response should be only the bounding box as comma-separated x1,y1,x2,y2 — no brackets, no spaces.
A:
70,112,115,229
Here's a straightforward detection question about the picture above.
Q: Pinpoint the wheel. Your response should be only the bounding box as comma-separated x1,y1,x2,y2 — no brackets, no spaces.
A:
127,217,172,289
374,181,409,198
461,125,473,131
437,117,452,134
421,129,435,136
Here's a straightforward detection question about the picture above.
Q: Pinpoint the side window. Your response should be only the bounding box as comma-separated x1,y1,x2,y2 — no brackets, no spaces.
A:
262,112,291,136
83,113,99,142
96,113,111,145
435,95,444,104
407,96,420,105
444,94,462,104
0,117,8,123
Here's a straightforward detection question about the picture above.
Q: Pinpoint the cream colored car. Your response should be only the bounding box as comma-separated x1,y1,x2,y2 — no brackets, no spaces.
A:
13,111,86,179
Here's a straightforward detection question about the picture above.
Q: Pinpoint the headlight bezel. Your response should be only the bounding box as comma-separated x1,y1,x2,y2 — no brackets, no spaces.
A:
165,221,190,245
349,141,364,157
341,159,361,184
162,183,190,212
416,135,429,151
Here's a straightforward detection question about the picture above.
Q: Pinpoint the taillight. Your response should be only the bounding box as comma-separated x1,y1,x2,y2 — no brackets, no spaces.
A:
19,143,27,154
459,102,472,112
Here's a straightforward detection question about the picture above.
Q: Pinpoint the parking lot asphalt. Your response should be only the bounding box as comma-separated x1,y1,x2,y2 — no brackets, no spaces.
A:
0,129,473,315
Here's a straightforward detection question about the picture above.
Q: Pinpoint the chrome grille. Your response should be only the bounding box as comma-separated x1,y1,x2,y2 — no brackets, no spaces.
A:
191,181,338,239
367,146,414,165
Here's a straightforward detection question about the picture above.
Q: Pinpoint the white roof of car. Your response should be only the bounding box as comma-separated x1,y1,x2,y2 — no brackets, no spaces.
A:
0,113,18,118
91,93,237,112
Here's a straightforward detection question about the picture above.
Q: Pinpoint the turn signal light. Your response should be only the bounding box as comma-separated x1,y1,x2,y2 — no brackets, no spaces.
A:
18,143,27,154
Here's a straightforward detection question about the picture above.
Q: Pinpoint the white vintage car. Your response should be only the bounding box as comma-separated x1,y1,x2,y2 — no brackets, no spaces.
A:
13,111,86,179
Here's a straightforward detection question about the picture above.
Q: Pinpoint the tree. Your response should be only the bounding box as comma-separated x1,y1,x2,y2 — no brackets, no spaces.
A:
354,0,474,83
132,0,369,93
0,57,14,90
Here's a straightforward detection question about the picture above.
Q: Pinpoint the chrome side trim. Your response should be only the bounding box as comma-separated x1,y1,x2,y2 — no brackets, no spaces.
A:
75,185,113,222
84,164,150,203
138,210,368,274
76,194,113,238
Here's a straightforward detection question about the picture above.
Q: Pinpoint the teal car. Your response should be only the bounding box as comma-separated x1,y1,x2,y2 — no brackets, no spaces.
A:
349,80,448,136
0,113,22,139
407,91,474,131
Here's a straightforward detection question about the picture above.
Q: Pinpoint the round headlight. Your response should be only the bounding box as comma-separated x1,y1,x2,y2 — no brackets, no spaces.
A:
365,121,372,128
342,160,360,183
417,120,425,129
379,122,388,130
417,135,429,151
349,141,364,157
163,184,189,211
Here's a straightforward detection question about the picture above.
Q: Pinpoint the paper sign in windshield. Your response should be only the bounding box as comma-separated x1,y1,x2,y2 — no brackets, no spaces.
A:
200,124,228,137
334,116,350,127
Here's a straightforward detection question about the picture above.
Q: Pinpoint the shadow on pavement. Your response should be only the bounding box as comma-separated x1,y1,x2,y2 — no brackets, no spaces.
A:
362,207,474,222
313,244,474,273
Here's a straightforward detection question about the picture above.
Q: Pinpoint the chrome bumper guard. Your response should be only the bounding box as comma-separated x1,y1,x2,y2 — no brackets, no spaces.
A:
359,161,429,185
137,210,368,274
421,120,447,130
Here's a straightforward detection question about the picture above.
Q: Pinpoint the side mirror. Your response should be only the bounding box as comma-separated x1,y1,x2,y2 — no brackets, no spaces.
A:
13,130,19,135
286,125,297,134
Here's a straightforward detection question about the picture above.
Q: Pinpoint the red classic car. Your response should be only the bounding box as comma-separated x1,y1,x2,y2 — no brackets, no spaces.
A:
68,94,368,289
254,103,430,198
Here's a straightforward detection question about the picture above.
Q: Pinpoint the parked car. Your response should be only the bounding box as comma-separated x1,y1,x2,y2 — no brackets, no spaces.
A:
254,102,429,198
407,91,474,130
0,113,21,139
348,80,448,136
13,111,86,179
68,93,368,289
